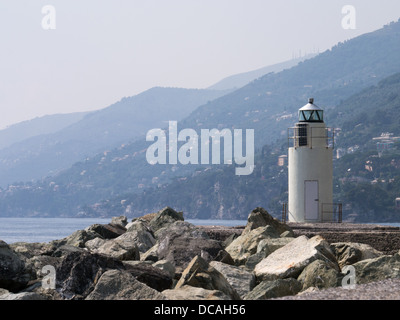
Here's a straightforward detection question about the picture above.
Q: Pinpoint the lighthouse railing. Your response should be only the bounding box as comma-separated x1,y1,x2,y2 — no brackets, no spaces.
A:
288,127,335,149
321,203,342,223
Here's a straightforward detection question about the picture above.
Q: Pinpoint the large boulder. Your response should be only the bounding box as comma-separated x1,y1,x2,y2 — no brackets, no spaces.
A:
162,285,230,300
352,252,400,284
53,229,102,248
0,290,47,300
210,261,255,299
0,240,30,292
157,236,226,274
175,255,241,300
56,251,125,299
243,207,292,236
243,278,302,300
85,269,166,300
85,223,126,239
297,259,342,291
122,261,173,291
90,232,140,261
154,221,225,273
245,237,294,270
149,207,184,232
330,242,383,268
254,235,339,281
110,216,128,228
225,226,280,265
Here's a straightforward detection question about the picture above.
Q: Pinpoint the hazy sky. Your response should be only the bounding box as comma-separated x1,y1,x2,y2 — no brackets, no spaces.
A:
0,0,399,129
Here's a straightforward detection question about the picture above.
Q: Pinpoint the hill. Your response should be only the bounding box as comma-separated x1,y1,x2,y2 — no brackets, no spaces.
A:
1,19,400,218
0,112,88,150
207,54,316,91
0,87,230,187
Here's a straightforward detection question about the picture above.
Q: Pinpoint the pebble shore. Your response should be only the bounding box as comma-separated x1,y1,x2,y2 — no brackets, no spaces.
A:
276,278,400,300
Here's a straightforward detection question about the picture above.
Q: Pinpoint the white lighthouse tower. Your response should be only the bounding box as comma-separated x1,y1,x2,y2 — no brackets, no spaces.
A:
288,98,335,223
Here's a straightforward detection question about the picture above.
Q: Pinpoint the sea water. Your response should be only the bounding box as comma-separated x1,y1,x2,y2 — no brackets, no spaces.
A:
0,217,248,244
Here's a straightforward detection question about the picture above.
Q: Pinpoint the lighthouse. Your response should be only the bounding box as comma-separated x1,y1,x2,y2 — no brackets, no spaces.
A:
288,98,335,223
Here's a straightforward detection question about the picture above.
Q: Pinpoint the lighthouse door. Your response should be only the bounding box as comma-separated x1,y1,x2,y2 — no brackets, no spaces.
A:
305,180,319,220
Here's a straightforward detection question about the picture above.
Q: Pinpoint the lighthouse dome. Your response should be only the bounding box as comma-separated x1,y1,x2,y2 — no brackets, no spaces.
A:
298,98,324,122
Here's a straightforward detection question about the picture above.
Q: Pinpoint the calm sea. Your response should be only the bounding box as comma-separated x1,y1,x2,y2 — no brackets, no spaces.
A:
0,217,248,244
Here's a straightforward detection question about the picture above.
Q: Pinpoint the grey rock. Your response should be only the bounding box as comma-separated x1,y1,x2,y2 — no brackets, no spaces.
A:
125,228,156,253
149,207,184,232
0,240,29,292
243,207,292,236
141,243,159,262
56,251,125,299
153,260,176,279
254,235,339,281
244,278,302,300
111,216,128,228
352,252,400,284
123,261,173,291
330,242,383,268
91,232,140,261
155,221,209,242
162,285,231,300
157,235,225,274
210,261,255,298
175,255,241,300
85,223,126,239
0,291,47,300
225,226,280,265
55,229,102,248
297,259,341,291
85,269,166,300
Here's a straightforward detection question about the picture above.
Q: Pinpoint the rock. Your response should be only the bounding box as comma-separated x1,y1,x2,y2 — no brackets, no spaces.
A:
123,261,173,291
154,221,223,272
157,236,226,274
0,240,30,292
10,242,54,260
125,228,156,253
330,242,383,268
352,252,400,284
244,278,302,300
244,237,295,269
56,251,125,299
153,260,176,279
175,255,241,300
210,261,255,298
280,230,295,238
225,226,280,265
111,216,128,228
213,250,235,265
149,207,184,232
162,285,231,300
141,244,159,262
297,259,341,291
91,232,140,261
85,237,107,252
155,221,208,241
25,255,61,281
85,269,166,300
85,223,126,239
243,207,292,235
55,229,102,248
254,235,339,281
0,290,47,300
52,244,87,258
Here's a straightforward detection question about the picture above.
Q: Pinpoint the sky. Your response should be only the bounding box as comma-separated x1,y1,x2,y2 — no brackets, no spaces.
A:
0,0,399,129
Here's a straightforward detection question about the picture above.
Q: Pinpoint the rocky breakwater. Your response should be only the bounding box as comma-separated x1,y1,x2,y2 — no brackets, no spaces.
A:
1,207,400,300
